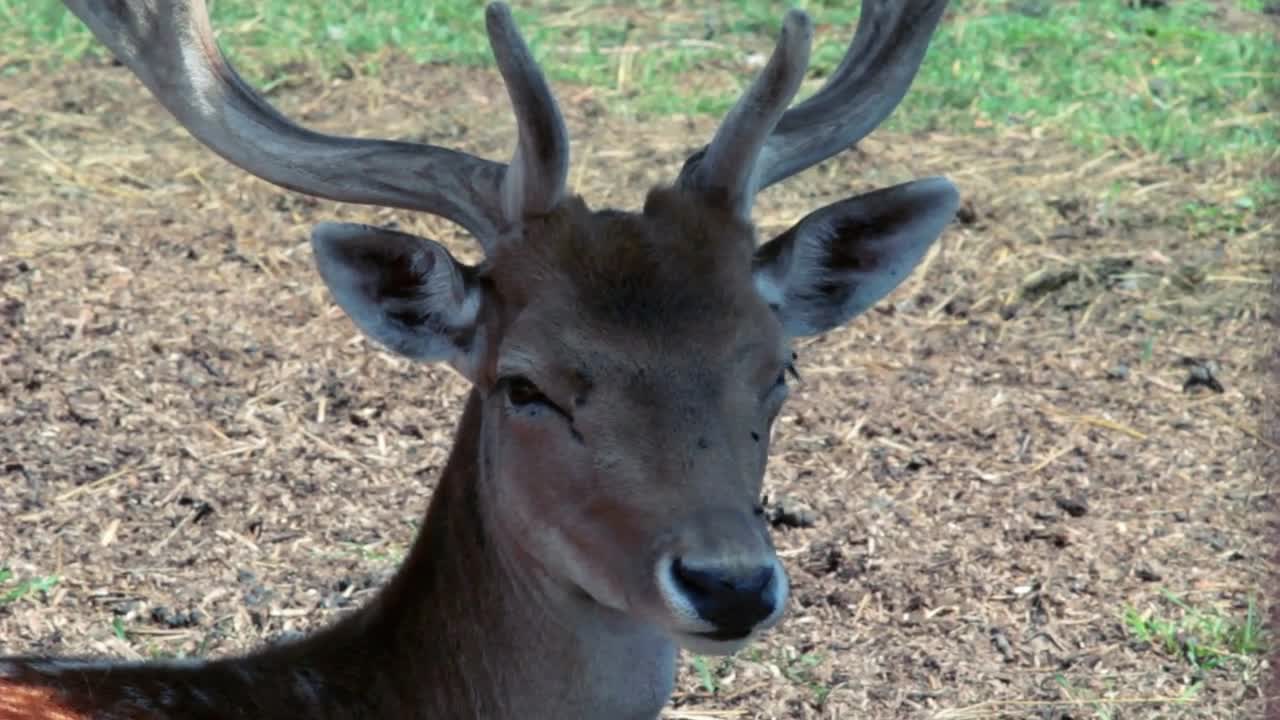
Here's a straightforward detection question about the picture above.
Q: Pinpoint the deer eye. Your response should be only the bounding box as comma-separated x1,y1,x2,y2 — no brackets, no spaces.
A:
504,377,550,407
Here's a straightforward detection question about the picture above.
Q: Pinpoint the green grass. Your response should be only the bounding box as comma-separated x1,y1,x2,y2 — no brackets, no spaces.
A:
1122,590,1267,673
1,0,1274,164
691,647,831,703
921,0,1276,160
0,567,61,605
111,615,129,640
689,654,721,694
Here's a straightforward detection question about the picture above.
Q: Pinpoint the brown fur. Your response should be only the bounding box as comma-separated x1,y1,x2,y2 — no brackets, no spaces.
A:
0,680,87,720
489,189,757,326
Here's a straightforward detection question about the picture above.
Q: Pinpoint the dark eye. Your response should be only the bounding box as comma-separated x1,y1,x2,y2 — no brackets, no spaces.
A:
505,376,549,407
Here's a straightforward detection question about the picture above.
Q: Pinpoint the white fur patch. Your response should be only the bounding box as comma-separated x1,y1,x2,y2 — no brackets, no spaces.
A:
445,279,482,330
752,271,785,309
762,556,790,629
675,630,753,657
655,556,714,632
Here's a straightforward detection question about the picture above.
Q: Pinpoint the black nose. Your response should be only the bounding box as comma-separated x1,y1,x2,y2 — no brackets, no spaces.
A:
672,558,776,635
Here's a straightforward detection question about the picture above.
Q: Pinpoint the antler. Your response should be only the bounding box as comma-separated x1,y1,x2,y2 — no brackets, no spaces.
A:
678,10,812,217
485,3,570,221
678,0,951,217
62,0,568,250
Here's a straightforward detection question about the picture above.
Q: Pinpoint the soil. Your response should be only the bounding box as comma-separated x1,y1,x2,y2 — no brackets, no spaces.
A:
0,51,1272,719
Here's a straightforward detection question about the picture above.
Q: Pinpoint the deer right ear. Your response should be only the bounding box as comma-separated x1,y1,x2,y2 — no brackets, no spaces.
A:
751,177,959,337
311,223,483,372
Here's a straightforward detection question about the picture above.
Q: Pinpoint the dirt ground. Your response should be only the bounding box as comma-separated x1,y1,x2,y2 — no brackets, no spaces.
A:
0,51,1273,719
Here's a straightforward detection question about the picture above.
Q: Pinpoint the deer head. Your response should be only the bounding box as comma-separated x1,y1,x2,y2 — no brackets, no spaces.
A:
63,0,956,660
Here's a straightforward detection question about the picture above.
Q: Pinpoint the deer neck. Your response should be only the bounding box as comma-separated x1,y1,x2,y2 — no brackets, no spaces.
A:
302,389,680,718
0,391,677,720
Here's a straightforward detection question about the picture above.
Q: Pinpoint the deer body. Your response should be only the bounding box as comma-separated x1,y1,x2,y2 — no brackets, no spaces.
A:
2,1,957,718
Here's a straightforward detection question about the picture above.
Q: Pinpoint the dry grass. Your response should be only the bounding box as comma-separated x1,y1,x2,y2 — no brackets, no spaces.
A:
0,51,1273,719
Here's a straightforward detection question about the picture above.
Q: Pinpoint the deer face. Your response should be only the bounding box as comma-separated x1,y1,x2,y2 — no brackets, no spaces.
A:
66,0,956,657
478,191,789,652
311,175,956,653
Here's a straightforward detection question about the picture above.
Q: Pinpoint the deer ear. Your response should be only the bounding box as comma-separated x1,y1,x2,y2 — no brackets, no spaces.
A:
311,223,483,372
752,177,959,337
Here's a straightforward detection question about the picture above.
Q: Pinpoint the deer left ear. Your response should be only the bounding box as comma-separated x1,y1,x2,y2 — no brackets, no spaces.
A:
310,222,484,376
752,177,959,337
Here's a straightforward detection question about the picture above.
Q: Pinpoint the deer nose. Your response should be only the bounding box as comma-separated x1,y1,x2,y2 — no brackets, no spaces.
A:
672,558,777,634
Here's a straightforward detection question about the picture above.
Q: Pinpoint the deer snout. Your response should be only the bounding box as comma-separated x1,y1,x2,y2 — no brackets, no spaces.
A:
654,508,790,648
670,558,778,636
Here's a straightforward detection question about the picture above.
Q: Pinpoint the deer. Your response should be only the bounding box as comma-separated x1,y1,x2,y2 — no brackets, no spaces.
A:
0,0,956,718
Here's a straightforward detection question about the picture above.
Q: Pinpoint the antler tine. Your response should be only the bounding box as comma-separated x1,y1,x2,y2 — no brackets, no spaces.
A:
63,0,513,248
679,10,813,218
759,0,950,189
678,0,950,206
485,3,571,223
